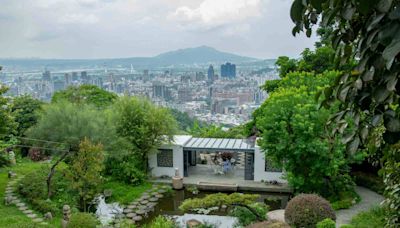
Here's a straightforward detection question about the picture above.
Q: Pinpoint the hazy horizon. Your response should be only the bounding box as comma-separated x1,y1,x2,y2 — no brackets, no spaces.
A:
0,0,318,59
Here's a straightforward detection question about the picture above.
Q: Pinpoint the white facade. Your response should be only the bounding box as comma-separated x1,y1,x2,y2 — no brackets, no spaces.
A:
254,143,286,183
149,135,285,183
148,135,191,177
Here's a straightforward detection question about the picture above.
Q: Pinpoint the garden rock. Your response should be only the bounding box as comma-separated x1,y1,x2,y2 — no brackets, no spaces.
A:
44,212,53,220
132,215,142,222
4,196,13,205
123,208,133,214
126,213,136,218
187,219,202,228
33,218,44,223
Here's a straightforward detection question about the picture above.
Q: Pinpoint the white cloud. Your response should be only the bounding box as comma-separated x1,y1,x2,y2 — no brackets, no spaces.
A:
59,14,99,24
170,0,262,29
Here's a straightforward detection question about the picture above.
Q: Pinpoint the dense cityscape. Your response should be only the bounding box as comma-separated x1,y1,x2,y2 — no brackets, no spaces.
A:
0,61,278,126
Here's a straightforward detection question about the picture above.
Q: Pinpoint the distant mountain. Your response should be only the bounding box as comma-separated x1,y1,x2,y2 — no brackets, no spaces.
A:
0,46,259,70
153,46,257,65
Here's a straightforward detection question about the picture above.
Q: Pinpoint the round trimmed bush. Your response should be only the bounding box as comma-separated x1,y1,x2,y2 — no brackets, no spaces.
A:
67,212,99,228
284,194,336,228
316,218,336,228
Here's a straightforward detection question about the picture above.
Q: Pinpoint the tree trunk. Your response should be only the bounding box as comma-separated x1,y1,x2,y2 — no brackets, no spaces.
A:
47,150,69,199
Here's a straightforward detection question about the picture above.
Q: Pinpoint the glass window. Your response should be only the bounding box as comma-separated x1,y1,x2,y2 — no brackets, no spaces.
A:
157,149,173,167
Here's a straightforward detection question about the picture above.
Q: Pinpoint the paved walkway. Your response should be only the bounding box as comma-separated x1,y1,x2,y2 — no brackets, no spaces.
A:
336,186,384,227
266,186,384,227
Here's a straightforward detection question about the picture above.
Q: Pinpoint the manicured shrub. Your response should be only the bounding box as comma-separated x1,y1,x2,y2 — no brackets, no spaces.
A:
284,194,336,228
229,203,268,226
67,212,99,228
316,218,336,228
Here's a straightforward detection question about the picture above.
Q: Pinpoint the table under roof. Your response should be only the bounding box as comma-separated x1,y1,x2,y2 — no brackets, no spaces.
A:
183,137,255,152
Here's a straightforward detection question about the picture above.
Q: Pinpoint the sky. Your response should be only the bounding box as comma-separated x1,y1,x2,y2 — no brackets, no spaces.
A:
0,0,318,59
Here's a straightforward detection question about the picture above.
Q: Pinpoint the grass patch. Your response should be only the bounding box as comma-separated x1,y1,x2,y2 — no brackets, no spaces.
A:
0,160,61,227
350,207,385,228
101,179,152,205
330,190,361,210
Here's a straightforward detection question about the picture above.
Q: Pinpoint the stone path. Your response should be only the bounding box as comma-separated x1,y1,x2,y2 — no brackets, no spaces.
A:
266,186,384,227
336,186,384,227
4,175,49,226
114,184,172,226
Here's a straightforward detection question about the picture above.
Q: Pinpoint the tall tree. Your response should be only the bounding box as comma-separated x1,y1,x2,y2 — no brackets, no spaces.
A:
67,138,104,211
112,96,177,172
290,0,400,225
257,71,357,197
11,95,43,137
52,85,117,108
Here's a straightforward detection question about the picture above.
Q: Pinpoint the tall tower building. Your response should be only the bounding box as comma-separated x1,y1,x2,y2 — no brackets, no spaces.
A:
207,65,215,82
221,62,236,78
42,70,51,81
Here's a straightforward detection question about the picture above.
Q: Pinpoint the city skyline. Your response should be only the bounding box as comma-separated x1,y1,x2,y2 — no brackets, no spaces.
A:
0,0,318,59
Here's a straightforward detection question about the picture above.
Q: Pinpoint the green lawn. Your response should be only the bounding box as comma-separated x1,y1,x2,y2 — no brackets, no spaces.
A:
0,160,59,227
102,180,152,205
350,207,386,228
0,160,153,227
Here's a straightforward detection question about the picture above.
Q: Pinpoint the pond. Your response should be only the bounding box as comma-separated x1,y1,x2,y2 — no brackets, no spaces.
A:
139,189,291,225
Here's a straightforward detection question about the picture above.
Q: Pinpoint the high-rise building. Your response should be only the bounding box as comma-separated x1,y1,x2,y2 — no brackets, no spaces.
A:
144,70,149,77
71,72,78,81
81,71,88,82
64,73,72,87
152,83,171,100
221,62,236,78
42,70,51,81
207,65,215,82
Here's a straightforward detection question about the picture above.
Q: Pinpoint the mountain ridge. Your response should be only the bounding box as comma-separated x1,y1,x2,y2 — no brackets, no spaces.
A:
0,46,259,69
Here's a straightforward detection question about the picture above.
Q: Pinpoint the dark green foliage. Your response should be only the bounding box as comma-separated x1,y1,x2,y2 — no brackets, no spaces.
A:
10,95,43,136
67,139,104,211
330,190,360,210
169,108,205,132
316,218,336,228
284,194,336,228
26,102,111,153
16,164,77,216
112,97,177,173
52,85,117,108
229,203,268,226
275,56,297,78
275,46,336,78
350,207,386,228
0,85,15,137
179,193,260,212
67,212,99,228
0,154,10,168
352,171,384,194
190,122,252,139
257,71,357,197
104,154,147,185
289,1,400,224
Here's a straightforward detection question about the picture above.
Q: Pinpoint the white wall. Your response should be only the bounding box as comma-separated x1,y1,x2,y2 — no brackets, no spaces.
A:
148,144,184,177
254,144,286,183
